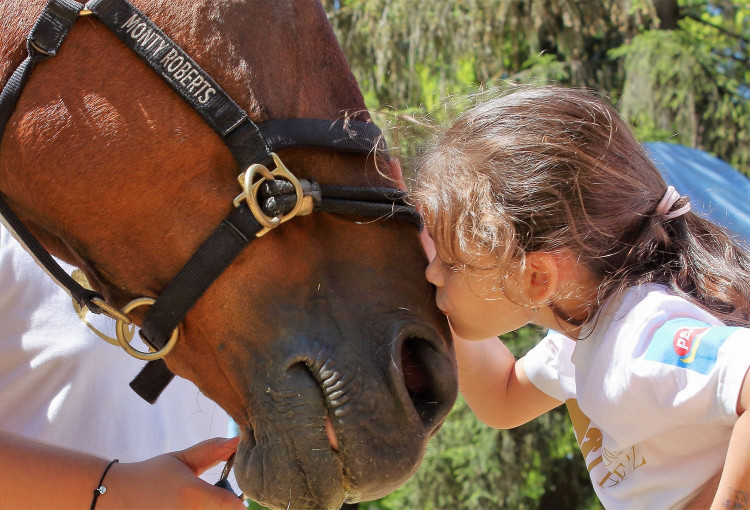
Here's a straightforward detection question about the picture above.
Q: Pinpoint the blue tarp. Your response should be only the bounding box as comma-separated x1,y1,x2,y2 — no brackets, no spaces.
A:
645,142,750,243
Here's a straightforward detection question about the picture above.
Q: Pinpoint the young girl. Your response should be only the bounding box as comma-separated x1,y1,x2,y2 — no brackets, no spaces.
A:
412,85,750,509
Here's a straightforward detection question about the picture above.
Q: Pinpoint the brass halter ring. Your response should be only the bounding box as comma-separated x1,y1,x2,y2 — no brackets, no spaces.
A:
115,297,179,361
233,152,306,237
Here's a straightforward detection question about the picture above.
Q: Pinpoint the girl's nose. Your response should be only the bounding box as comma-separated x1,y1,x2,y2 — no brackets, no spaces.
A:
425,256,443,287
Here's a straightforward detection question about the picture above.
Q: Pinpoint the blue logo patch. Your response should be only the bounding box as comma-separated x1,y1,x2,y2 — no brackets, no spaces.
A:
644,318,740,374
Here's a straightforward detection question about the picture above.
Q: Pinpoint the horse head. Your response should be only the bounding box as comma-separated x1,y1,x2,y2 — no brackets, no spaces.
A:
0,1,457,508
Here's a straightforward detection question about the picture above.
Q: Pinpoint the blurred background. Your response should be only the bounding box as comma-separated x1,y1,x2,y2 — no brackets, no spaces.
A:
256,1,748,508
324,0,747,176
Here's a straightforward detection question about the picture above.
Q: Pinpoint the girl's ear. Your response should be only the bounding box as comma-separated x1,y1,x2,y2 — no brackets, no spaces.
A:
522,252,559,306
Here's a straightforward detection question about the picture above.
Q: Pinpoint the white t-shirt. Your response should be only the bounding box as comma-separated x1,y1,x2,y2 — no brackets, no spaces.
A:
524,283,750,510
0,226,232,480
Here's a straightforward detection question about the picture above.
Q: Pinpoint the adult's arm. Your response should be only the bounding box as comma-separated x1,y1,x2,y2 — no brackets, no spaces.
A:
710,369,750,510
0,431,245,509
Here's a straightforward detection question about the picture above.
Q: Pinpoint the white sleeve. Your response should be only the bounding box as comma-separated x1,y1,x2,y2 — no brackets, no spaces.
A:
638,319,750,426
522,331,575,402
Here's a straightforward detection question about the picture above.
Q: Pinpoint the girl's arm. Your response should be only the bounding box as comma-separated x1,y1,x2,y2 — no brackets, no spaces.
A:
455,334,562,429
710,369,750,510
0,431,246,509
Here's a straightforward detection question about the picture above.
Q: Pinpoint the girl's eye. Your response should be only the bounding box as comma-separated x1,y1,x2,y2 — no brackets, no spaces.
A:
441,260,457,272
432,251,458,272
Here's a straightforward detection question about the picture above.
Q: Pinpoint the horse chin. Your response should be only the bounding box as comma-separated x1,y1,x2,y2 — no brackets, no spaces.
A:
233,362,347,510
235,427,347,509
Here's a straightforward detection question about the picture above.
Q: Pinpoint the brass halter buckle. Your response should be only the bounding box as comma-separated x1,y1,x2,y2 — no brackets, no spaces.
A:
233,152,310,237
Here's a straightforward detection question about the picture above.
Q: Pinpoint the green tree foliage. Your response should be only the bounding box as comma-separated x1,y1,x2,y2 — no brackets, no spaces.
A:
324,0,749,173
613,1,749,172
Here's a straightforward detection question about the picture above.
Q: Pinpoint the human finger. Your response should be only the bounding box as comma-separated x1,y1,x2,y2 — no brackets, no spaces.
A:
176,436,239,476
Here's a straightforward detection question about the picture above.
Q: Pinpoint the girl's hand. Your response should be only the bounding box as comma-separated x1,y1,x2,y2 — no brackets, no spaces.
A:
101,436,245,510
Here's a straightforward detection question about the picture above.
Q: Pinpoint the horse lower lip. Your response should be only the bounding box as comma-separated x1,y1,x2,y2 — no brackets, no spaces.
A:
325,413,339,451
235,409,346,509
241,423,257,452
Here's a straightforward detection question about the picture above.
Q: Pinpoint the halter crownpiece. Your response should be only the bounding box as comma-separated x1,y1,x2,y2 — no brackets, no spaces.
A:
656,186,691,220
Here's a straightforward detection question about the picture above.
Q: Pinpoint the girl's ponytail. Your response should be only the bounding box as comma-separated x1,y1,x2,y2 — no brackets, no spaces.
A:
602,192,750,327
671,211,750,326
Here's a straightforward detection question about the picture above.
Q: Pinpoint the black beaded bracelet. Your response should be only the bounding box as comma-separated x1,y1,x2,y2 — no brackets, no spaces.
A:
90,458,119,510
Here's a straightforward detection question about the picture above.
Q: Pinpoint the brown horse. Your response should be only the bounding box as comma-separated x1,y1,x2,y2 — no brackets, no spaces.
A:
0,1,457,509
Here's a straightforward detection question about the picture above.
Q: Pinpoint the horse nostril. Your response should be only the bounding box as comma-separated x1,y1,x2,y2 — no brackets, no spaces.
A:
400,337,444,430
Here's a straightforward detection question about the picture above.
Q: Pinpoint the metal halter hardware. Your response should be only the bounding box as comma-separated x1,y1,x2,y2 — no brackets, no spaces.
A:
0,0,421,403
234,153,312,236
115,298,179,361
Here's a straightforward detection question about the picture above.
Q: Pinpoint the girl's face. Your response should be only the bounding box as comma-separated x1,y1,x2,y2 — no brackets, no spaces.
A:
425,248,535,340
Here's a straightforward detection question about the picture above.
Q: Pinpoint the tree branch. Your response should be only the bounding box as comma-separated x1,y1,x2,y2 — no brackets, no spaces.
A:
682,12,750,44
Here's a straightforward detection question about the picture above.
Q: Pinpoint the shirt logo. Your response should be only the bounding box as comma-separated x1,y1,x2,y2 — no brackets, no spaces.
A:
673,327,708,363
566,399,646,489
645,318,740,375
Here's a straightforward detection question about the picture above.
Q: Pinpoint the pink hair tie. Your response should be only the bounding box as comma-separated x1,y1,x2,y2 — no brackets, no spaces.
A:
655,186,691,220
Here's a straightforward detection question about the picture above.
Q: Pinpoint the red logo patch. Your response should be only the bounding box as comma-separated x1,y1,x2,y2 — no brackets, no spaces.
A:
673,328,708,357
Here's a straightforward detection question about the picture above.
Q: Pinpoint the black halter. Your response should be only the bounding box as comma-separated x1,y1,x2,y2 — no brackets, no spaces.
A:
0,0,421,403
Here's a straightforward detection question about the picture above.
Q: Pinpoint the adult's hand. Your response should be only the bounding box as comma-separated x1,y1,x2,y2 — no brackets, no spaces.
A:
0,432,245,509
102,436,245,509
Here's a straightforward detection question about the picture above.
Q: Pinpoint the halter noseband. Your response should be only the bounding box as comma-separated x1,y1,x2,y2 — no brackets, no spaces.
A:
0,0,421,403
